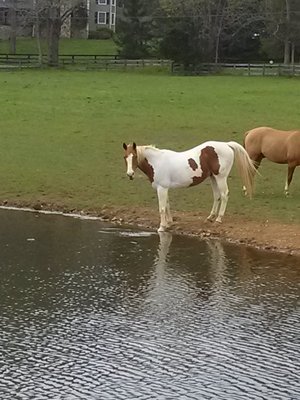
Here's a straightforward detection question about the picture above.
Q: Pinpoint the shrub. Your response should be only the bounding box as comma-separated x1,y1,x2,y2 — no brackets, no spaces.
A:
88,28,114,40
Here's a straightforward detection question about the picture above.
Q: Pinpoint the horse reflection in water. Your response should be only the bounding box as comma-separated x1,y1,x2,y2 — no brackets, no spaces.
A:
150,232,229,303
206,239,228,293
152,232,173,286
123,141,256,232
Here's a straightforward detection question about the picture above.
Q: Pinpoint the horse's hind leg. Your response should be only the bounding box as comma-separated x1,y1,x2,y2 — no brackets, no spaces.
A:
215,176,229,223
284,164,296,195
207,176,221,222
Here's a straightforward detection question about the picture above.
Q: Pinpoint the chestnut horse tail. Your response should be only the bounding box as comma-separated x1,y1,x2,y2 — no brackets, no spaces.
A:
227,141,256,198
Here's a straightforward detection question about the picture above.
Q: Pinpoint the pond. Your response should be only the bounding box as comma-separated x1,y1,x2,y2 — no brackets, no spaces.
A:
0,208,299,399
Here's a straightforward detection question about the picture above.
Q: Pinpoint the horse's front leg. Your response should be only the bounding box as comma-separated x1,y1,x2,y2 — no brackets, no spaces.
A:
157,186,169,232
166,196,173,225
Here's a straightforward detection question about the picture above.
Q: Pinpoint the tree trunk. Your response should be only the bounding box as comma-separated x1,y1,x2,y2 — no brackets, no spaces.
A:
283,38,290,64
9,0,17,54
214,27,221,64
291,42,295,65
214,0,225,64
47,6,61,67
283,0,291,65
35,15,43,65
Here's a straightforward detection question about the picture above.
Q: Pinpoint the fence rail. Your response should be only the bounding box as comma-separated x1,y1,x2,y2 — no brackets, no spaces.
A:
0,54,171,70
172,62,300,77
1,55,299,76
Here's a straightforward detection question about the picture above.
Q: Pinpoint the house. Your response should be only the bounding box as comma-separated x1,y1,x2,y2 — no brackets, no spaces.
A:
88,0,117,34
0,0,117,40
0,0,34,39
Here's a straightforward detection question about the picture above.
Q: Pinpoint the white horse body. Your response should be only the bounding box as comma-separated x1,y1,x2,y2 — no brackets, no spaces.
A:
123,141,256,232
142,142,235,189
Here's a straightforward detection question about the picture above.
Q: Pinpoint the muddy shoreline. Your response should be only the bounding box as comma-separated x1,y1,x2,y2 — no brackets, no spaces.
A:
1,200,300,258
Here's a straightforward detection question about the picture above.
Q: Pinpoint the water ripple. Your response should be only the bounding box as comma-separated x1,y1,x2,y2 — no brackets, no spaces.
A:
0,209,299,399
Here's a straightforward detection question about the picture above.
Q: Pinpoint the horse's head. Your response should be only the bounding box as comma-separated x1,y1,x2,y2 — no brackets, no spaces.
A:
123,142,138,180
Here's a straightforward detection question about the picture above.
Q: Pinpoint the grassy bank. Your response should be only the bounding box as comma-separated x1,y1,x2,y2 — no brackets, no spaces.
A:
0,38,117,54
0,69,299,224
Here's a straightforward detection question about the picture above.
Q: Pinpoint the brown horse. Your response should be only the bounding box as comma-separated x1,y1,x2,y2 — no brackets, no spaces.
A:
244,126,300,195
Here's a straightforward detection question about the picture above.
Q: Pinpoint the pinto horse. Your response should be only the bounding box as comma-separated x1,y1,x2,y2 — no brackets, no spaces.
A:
244,127,300,195
123,141,256,232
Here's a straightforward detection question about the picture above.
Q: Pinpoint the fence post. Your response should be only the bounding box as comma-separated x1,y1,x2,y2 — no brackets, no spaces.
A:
248,64,250,76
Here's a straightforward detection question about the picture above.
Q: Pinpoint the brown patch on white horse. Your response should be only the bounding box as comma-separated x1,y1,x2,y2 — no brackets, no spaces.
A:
200,146,220,175
188,158,198,171
139,158,154,183
190,146,220,187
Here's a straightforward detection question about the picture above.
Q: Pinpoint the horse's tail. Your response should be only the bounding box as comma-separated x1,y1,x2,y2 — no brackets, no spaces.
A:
227,141,257,198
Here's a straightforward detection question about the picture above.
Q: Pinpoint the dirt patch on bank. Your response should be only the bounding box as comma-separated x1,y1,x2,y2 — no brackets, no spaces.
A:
2,200,299,257
100,205,300,256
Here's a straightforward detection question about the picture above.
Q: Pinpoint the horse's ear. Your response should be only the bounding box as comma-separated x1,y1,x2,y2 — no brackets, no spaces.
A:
123,143,127,150
133,142,137,150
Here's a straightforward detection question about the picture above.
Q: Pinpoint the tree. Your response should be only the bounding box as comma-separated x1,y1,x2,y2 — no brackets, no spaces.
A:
115,0,159,58
46,0,84,66
159,0,234,64
159,0,217,64
6,0,34,54
263,0,300,64
8,0,17,54
221,0,264,62
159,0,267,64
29,0,85,66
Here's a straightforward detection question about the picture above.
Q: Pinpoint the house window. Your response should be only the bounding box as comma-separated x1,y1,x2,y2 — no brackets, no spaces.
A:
0,9,9,25
111,0,115,5
111,13,115,25
97,0,107,4
96,11,106,24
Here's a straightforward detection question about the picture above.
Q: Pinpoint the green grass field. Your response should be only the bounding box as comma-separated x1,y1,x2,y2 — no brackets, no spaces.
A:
0,38,117,54
0,69,299,224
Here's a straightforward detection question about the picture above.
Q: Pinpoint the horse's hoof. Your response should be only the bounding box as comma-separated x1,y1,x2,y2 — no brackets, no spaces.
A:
215,217,222,224
206,216,215,223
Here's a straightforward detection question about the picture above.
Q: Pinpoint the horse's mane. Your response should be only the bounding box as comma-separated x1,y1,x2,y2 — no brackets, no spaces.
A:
144,144,157,150
137,145,159,162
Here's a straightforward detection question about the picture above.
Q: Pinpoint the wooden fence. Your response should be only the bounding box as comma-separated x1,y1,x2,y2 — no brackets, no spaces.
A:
172,62,300,77
1,55,299,76
0,53,171,70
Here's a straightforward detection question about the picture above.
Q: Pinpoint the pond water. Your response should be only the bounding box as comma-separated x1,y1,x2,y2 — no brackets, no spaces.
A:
0,208,299,400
